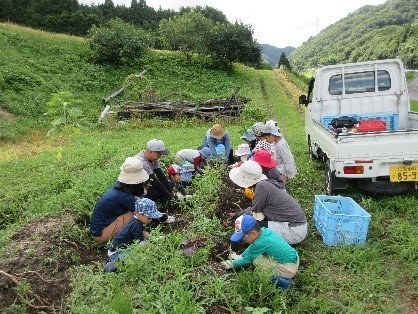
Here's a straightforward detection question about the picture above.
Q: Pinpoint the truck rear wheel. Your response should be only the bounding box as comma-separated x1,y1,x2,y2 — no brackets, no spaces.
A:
325,160,346,195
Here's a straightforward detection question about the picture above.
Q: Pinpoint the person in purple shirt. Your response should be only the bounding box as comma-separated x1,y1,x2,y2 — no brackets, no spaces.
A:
229,160,307,245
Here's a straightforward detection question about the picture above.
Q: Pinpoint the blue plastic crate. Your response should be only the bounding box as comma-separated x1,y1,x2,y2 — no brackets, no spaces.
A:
321,112,398,131
313,195,371,246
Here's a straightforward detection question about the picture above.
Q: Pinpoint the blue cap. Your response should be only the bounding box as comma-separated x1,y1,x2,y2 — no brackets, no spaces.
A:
135,198,163,219
230,215,256,242
241,129,256,141
181,171,193,182
198,147,212,159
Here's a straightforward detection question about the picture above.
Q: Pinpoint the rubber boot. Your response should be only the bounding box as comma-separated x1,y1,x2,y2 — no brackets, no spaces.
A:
270,275,292,290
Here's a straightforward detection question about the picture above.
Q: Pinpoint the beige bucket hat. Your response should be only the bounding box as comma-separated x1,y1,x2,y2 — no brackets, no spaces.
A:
210,124,226,139
118,157,149,184
229,160,267,188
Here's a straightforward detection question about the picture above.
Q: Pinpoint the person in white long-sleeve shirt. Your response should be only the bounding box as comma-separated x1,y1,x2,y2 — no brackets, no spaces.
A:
262,122,297,184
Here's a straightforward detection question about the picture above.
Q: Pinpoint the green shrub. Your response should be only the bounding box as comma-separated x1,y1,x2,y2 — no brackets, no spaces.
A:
87,18,151,65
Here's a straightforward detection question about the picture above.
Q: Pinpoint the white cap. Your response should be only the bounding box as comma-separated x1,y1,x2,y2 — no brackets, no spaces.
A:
261,124,282,137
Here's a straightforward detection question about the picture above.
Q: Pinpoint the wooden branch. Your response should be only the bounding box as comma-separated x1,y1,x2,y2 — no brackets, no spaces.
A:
0,270,19,284
15,270,56,283
0,270,52,310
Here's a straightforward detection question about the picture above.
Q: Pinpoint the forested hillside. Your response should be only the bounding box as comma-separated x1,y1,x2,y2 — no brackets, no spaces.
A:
260,44,295,67
290,0,417,71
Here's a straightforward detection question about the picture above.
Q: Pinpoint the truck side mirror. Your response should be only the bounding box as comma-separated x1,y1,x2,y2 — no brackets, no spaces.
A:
299,95,308,106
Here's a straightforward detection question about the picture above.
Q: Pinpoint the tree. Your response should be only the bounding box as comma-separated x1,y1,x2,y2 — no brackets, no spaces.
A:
99,0,115,19
205,22,261,69
277,52,292,71
159,11,213,63
179,5,228,24
87,18,151,65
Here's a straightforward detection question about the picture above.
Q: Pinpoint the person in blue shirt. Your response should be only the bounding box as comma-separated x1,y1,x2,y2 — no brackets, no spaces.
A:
221,215,299,289
104,198,163,272
90,157,149,243
199,124,233,164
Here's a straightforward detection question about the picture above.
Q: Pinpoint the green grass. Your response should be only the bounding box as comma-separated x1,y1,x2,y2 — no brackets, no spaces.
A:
406,71,417,83
411,100,418,112
1,24,417,313
0,22,263,142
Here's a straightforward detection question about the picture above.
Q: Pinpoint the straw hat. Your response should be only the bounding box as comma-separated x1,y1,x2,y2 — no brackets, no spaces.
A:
118,157,149,184
210,124,226,139
229,160,267,188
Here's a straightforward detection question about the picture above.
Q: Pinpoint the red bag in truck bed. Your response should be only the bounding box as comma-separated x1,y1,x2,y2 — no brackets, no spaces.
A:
356,119,387,132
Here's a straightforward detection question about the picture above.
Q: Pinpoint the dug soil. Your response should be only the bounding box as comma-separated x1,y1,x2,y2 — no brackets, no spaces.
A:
0,172,250,313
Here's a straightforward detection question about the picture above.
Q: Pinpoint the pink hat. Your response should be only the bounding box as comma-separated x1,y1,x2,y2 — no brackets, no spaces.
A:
252,150,277,169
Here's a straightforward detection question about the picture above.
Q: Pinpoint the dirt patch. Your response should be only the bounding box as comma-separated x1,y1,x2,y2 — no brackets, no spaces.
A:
0,172,249,312
0,107,15,121
273,69,305,114
0,214,104,313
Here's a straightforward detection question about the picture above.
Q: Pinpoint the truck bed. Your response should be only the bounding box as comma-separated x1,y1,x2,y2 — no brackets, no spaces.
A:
311,120,418,161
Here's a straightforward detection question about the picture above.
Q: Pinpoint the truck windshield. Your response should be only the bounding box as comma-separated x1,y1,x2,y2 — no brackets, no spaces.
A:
329,70,391,95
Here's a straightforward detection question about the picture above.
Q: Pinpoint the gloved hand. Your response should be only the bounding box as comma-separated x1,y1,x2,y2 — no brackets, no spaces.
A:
228,252,241,260
166,215,176,223
220,260,232,270
244,188,255,200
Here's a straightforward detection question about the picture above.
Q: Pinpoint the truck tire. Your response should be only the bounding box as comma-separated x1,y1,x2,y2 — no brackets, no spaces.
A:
308,137,317,160
325,160,347,195
357,179,413,194
325,160,336,195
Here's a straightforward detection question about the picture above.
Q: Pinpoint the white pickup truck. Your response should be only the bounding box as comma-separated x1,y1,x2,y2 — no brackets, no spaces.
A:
299,59,418,194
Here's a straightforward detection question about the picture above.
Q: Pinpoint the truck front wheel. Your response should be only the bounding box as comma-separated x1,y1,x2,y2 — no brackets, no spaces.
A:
325,160,335,195
308,137,316,160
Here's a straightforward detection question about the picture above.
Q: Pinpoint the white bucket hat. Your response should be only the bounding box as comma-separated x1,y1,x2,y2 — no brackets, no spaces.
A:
235,143,251,156
261,124,282,137
118,157,149,184
229,160,267,188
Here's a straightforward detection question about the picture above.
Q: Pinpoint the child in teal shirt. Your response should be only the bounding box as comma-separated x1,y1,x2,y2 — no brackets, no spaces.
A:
222,215,299,288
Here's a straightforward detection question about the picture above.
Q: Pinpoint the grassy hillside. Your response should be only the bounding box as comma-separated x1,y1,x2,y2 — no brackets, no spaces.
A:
290,0,417,71
0,24,417,313
0,22,265,142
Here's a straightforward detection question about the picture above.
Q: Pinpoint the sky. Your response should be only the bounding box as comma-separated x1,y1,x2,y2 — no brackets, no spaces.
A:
78,0,387,48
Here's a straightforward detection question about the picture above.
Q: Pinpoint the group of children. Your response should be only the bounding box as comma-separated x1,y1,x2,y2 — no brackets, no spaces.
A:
91,121,302,289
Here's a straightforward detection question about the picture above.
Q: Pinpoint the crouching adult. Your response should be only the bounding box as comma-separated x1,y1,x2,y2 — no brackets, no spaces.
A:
90,157,149,243
229,160,307,245
135,139,174,207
